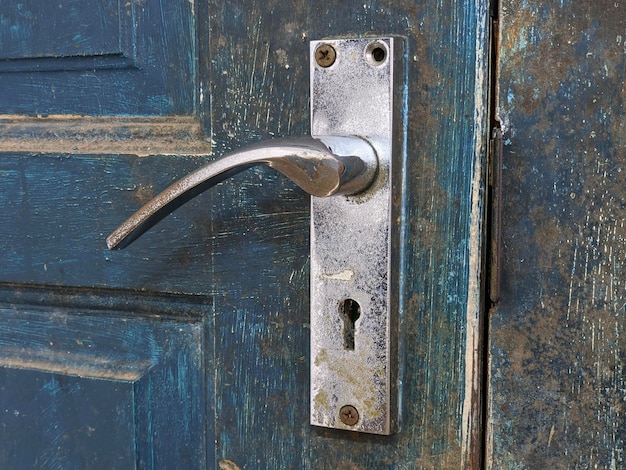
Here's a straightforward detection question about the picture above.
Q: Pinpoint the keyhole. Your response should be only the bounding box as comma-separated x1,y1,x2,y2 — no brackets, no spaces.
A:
339,299,361,350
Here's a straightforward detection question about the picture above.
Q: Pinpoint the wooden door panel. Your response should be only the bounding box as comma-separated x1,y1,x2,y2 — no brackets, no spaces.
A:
0,0,492,467
0,0,214,467
1,0,130,61
1,368,138,468
0,153,234,293
0,0,195,115
0,289,208,468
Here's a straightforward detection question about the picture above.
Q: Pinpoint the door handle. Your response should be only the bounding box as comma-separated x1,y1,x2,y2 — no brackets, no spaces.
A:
106,136,377,250
107,37,403,435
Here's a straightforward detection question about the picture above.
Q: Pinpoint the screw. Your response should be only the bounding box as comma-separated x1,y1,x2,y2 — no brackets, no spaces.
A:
339,405,359,426
315,44,336,67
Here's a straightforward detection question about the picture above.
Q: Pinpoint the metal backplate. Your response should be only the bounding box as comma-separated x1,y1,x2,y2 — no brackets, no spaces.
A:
310,38,403,435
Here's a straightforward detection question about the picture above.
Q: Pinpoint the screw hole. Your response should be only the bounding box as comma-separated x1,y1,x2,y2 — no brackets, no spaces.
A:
365,41,388,66
371,47,385,62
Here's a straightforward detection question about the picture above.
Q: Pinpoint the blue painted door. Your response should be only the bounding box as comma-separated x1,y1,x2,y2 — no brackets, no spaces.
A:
0,1,490,467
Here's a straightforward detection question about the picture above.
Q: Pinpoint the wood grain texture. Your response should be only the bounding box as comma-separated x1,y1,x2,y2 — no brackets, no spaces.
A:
208,1,490,467
488,1,626,467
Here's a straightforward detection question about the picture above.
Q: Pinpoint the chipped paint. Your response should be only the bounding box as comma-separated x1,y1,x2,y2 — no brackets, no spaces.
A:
460,0,491,466
218,459,241,470
489,1,626,467
0,115,211,156
0,353,152,382
312,337,384,426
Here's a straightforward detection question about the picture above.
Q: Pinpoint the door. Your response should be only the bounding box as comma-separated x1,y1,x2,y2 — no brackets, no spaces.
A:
0,1,490,468
487,1,626,468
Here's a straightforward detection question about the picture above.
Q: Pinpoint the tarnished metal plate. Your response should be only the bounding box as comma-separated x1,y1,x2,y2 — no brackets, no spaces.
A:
310,38,402,435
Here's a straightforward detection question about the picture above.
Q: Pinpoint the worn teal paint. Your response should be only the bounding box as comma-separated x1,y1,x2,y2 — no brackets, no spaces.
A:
209,0,490,468
0,0,490,467
0,0,195,114
0,286,209,467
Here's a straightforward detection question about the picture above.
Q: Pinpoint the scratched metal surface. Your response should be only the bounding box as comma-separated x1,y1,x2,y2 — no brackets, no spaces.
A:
489,1,626,467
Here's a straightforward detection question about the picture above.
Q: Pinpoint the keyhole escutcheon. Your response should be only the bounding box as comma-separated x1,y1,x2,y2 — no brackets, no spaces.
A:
339,298,361,350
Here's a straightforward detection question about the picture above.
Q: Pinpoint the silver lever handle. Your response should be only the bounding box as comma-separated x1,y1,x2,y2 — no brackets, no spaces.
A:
107,135,377,250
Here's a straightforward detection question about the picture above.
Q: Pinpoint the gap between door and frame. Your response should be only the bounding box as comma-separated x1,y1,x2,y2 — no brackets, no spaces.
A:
482,0,502,467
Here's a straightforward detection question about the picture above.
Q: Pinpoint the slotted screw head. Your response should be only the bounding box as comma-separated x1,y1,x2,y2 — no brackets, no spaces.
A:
339,405,359,426
315,44,336,67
